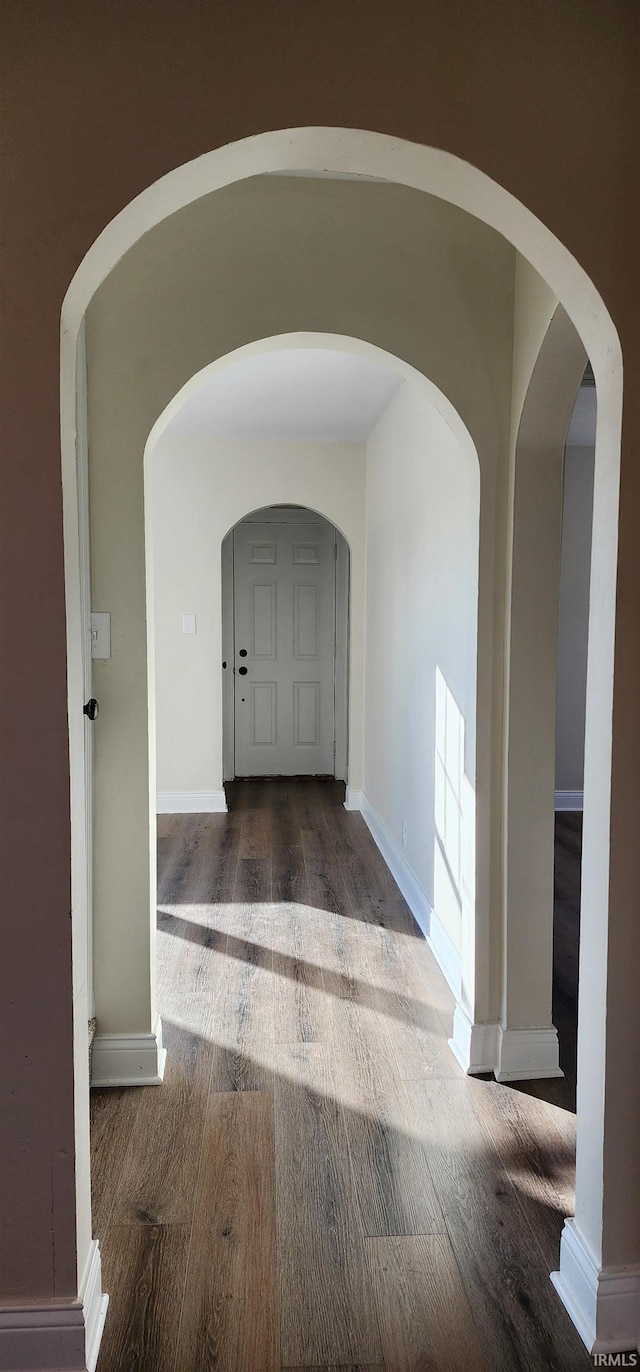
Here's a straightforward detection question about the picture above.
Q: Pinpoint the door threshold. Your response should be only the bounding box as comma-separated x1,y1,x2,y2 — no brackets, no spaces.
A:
233,774,337,782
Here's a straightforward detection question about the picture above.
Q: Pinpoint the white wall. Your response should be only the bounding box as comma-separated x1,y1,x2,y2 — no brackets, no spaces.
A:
150,436,366,796
363,379,479,955
556,444,595,796
85,172,514,1039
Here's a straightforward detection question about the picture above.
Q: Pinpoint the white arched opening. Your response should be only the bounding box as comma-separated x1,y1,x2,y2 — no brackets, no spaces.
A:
60,130,624,1359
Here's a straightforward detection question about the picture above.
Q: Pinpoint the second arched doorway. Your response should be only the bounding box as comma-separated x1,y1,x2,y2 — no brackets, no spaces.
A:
222,506,350,784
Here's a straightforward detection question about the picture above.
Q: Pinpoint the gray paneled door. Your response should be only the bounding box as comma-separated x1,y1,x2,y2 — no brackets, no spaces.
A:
233,519,336,776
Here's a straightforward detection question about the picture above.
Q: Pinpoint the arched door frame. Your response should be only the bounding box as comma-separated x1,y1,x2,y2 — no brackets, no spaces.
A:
218,505,351,786
61,129,624,1356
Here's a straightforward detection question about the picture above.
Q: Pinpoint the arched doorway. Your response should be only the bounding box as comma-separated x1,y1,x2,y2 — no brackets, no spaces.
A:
220,507,350,784
61,131,623,1360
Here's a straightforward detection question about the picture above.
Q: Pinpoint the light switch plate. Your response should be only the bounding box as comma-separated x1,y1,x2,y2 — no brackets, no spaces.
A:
182,614,196,634
90,611,111,659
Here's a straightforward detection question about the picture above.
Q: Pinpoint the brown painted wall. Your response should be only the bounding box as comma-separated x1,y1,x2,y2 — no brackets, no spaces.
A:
1,0,638,1300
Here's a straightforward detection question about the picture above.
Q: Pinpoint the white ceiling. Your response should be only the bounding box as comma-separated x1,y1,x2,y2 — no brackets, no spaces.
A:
566,383,597,447
165,349,404,443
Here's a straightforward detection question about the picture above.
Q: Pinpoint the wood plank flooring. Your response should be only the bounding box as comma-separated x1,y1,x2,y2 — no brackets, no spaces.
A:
93,782,590,1371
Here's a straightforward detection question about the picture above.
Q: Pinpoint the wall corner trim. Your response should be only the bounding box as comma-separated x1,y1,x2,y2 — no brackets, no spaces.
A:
551,1218,640,1354
0,1241,108,1372
359,792,462,1000
495,1025,564,1082
156,790,228,813
91,1016,167,1087
554,790,584,811
344,788,363,811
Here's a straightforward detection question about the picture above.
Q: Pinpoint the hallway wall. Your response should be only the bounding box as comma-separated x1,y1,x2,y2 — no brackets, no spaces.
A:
84,178,514,1043
363,379,479,958
149,435,367,796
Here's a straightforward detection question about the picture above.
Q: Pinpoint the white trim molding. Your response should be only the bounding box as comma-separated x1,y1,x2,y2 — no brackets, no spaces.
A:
80,1240,109,1372
555,790,584,811
359,793,462,1000
91,1016,167,1087
552,1218,640,1354
449,1003,499,1075
156,789,227,813
427,908,463,1003
344,787,363,811
495,1025,564,1082
0,1242,107,1372
360,793,431,937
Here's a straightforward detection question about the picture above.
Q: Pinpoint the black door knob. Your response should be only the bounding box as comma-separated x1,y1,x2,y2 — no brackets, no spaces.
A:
239,649,248,658
238,666,248,676
83,698,100,721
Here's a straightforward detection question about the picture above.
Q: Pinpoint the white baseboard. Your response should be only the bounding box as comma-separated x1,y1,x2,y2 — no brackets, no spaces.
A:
156,790,227,813
427,906,463,1002
552,1218,640,1354
344,787,363,811
91,1016,167,1087
360,792,432,939
359,793,462,1000
555,790,584,811
495,1024,564,1082
449,1002,499,1075
80,1240,109,1372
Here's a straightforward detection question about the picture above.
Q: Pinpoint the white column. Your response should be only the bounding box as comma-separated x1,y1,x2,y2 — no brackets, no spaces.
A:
553,358,640,1355
498,308,586,1082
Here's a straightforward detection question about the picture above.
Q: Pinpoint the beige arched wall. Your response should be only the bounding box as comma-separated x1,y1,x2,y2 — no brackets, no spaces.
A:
85,175,516,1050
2,1,636,1359
57,129,626,1363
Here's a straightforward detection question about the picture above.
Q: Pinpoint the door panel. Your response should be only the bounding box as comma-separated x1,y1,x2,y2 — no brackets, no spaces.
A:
233,519,336,776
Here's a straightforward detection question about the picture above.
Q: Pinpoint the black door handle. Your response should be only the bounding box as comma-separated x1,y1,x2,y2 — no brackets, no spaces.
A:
238,666,248,676
83,698,99,721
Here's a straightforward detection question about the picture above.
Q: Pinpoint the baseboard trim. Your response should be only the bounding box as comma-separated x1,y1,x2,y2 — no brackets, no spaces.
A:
360,793,431,935
80,1240,109,1372
0,1302,86,1371
91,1016,167,1087
449,1002,499,1075
495,1024,564,1082
344,787,363,811
359,793,462,1000
156,790,227,813
555,790,584,811
426,906,463,1003
551,1218,640,1354
0,1242,108,1372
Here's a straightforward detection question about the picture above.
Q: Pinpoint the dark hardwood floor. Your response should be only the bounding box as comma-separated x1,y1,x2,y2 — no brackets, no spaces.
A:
92,782,589,1371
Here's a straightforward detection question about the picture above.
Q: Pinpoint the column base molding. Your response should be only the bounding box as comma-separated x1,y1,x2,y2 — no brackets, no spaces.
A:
344,787,363,811
495,1024,564,1082
91,1015,167,1087
0,1241,108,1372
449,1004,499,1075
449,1010,565,1081
554,790,584,811
552,1218,640,1354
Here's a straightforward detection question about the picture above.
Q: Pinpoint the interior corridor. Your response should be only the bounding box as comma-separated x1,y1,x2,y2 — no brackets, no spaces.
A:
91,782,589,1371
